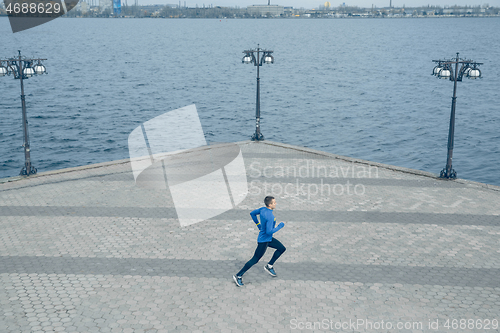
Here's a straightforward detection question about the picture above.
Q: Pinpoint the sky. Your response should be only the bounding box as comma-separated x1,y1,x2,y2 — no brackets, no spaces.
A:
146,0,499,8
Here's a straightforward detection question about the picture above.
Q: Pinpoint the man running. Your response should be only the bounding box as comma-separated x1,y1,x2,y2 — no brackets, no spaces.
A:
233,196,286,287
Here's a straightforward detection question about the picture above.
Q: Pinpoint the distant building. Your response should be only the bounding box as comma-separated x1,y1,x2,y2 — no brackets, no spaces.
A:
283,6,294,15
99,0,112,12
80,1,88,14
113,0,121,14
247,4,284,16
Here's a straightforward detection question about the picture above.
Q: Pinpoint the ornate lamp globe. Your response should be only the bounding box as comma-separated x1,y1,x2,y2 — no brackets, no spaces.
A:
432,65,442,76
9,63,19,76
264,55,274,64
23,67,35,78
467,68,481,79
242,55,252,64
33,64,46,75
438,69,451,79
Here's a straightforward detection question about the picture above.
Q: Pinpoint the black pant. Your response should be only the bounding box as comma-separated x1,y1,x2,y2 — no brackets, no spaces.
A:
236,238,286,277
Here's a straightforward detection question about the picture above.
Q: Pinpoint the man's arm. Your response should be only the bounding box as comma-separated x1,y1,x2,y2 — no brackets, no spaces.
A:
264,211,284,236
250,208,261,229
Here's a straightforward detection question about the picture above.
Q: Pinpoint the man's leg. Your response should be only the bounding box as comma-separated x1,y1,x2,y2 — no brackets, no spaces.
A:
236,242,268,277
267,237,286,266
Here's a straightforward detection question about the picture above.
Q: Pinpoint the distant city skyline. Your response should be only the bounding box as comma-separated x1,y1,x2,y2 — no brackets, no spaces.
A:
138,0,499,8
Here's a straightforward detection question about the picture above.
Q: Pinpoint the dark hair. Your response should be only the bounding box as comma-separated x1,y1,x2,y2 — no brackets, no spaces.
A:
264,196,275,207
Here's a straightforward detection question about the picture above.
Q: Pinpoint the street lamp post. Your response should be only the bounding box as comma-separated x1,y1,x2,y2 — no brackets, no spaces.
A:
431,53,482,179
242,44,274,141
1,50,47,176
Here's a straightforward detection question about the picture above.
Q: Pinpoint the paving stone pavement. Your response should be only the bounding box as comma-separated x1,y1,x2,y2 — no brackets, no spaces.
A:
1,140,500,333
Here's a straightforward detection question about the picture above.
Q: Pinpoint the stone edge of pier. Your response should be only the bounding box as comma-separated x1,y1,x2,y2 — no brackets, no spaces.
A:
1,140,499,193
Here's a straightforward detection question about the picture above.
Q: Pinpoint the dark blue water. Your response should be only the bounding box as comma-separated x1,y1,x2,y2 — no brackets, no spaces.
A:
1,17,499,185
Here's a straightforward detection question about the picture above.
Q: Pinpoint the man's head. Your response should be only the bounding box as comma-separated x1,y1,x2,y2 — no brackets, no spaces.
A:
264,196,276,210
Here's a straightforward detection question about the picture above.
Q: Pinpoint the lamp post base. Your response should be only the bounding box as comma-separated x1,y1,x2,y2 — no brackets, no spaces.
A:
20,164,37,176
439,168,456,179
251,133,264,141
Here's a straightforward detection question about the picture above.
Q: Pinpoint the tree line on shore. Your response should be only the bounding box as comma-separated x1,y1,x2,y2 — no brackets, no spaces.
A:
1,3,499,18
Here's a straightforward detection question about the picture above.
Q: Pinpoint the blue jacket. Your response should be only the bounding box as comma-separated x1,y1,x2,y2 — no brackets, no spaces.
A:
250,207,284,243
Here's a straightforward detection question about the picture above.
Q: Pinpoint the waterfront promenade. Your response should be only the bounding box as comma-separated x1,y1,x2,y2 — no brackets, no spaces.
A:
1,140,499,332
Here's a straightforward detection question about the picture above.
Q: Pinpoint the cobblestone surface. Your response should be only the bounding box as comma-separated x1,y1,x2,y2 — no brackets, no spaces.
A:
1,140,499,332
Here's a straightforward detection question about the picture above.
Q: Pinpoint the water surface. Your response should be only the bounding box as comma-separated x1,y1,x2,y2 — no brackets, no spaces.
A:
1,17,499,185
